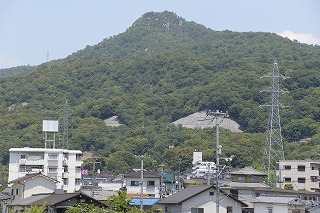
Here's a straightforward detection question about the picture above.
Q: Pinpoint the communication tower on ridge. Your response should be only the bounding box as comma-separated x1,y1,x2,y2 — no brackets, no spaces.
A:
260,60,289,185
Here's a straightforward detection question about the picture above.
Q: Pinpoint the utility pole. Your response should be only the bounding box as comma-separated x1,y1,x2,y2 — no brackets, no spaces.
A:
90,157,101,197
260,60,289,186
207,110,228,213
159,163,165,198
178,161,181,192
140,154,144,210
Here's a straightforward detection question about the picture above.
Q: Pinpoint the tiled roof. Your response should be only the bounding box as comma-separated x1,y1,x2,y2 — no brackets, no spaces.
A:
8,192,107,207
30,192,82,206
157,185,211,204
252,196,303,204
230,167,267,176
125,170,161,178
225,182,270,188
0,192,11,200
9,172,59,184
7,194,50,206
157,185,247,207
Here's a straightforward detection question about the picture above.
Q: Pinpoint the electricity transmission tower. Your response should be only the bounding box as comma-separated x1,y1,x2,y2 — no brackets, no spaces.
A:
261,60,289,185
62,101,72,149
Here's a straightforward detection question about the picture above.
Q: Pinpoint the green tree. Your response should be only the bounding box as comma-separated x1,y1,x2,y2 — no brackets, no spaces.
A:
64,203,105,213
21,204,46,213
284,184,294,190
105,191,131,212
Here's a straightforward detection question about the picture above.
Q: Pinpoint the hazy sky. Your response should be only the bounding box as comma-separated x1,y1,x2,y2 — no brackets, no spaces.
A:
0,0,319,69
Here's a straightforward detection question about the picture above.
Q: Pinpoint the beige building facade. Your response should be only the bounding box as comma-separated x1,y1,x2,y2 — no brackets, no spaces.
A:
279,160,320,192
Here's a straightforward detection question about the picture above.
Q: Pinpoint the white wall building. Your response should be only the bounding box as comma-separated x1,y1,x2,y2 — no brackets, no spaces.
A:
191,151,216,178
156,185,247,213
8,147,82,193
125,170,161,198
279,160,320,192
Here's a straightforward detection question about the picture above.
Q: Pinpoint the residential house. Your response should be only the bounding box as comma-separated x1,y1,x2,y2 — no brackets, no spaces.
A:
279,160,320,192
6,192,108,213
0,192,11,213
8,172,58,202
8,147,83,192
309,205,320,213
156,185,247,213
229,167,267,184
252,196,306,213
125,169,161,198
160,172,178,196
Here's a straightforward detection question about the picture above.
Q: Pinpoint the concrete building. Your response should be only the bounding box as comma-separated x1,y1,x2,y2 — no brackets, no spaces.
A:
191,151,215,179
279,160,320,192
8,147,82,193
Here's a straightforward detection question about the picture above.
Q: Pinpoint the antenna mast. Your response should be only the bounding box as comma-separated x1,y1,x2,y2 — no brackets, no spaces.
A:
261,60,288,185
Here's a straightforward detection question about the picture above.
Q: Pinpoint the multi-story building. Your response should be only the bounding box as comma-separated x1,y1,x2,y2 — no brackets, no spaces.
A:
191,151,216,178
279,160,320,192
8,147,83,193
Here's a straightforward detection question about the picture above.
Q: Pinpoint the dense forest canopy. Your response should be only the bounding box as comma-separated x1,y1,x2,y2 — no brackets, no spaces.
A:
0,11,319,175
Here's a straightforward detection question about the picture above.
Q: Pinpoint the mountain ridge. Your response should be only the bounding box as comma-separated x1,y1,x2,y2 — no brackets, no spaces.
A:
0,11,319,173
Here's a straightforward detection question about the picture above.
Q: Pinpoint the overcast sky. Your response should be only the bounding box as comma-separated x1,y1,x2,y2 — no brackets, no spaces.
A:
0,0,319,69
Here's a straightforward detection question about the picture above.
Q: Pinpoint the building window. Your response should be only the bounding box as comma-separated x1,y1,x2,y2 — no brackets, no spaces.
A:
20,154,26,159
284,165,291,170
191,208,204,213
147,181,155,186
63,179,68,185
76,154,82,161
298,165,305,171
48,167,58,173
75,178,81,186
48,154,58,160
266,207,273,213
209,191,214,196
284,177,291,182
237,176,246,182
227,206,232,213
130,181,140,186
298,178,306,183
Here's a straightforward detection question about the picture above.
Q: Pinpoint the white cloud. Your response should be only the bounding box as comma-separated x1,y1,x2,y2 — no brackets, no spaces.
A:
277,30,320,45
0,52,23,69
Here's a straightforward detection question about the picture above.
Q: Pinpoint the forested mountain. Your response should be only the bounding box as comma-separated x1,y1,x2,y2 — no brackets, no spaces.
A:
0,11,320,175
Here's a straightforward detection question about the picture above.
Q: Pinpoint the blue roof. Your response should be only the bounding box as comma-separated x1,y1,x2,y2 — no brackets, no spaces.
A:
129,198,160,206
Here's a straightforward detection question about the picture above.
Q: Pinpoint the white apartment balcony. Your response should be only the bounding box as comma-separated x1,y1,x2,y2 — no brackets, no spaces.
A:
20,158,45,166
75,160,83,167
309,170,320,176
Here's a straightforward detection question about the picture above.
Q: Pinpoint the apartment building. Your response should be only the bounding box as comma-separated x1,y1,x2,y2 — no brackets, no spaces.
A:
8,147,83,193
191,151,216,178
279,160,320,192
